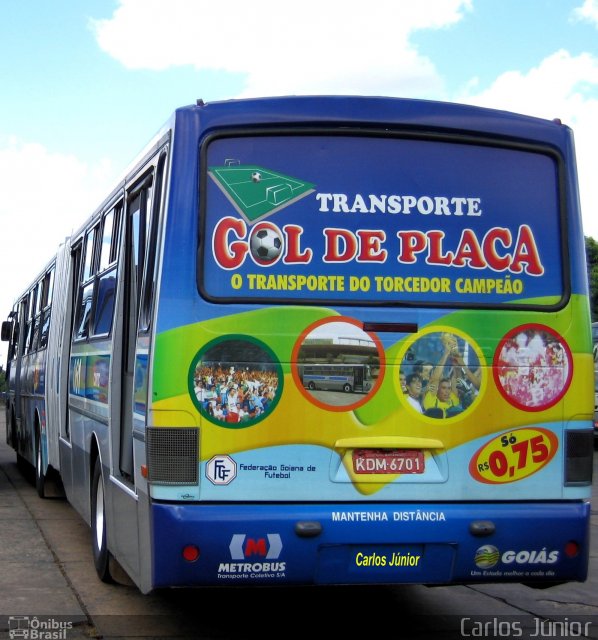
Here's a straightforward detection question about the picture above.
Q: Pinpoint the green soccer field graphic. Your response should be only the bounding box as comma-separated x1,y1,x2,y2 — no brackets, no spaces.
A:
209,164,315,223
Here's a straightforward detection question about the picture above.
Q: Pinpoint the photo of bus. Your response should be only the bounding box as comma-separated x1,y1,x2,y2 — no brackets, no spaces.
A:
2,95,593,594
300,363,375,393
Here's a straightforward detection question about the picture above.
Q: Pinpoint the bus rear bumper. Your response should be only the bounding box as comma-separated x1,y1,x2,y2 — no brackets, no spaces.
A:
150,501,590,589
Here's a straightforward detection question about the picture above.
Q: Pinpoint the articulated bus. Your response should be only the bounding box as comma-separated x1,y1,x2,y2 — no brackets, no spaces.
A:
2,96,593,593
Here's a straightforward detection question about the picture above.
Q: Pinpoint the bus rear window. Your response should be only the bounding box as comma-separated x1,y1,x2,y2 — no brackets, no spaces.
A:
201,133,564,309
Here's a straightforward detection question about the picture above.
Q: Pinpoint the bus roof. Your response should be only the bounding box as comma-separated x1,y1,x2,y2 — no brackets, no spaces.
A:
179,95,573,148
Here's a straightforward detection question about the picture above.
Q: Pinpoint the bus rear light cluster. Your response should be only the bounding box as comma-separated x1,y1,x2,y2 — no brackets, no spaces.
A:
564,541,580,558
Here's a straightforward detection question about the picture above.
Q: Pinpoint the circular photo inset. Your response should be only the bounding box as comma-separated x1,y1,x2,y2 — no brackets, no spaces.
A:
399,329,484,420
493,324,572,411
292,317,384,411
189,336,283,427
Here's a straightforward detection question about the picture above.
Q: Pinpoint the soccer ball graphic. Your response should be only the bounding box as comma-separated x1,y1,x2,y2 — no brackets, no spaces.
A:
249,224,283,264
251,171,262,183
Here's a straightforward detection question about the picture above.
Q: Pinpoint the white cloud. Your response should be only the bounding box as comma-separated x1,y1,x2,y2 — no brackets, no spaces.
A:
90,0,598,240
573,0,598,26
0,138,115,361
90,0,472,98
455,50,598,240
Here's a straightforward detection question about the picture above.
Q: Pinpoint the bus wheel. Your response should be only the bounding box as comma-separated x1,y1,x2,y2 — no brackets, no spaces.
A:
35,430,46,499
343,383,352,393
308,382,316,390
91,458,114,583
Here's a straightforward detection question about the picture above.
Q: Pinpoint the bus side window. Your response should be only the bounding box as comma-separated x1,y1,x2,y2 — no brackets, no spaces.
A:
30,280,42,352
92,205,121,336
140,151,167,333
73,226,99,341
25,285,40,354
38,268,54,350
126,177,151,324
4,306,19,361
82,226,98,283
16,298,26,357
74,284,94,340
23,293,31,355
130,191,147,307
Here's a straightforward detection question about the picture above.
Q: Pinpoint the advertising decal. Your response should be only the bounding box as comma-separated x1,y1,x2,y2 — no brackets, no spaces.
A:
150,133,591,501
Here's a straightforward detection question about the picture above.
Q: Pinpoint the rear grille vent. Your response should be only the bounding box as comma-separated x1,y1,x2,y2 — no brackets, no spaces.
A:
564,430,593,486
146,427,199,485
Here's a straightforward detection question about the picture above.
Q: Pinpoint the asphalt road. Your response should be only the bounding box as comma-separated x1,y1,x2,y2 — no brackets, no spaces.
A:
0,407,596,639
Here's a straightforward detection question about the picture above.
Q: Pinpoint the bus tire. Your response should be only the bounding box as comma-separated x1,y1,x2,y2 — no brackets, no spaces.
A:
35,428,46,499
343,383,352,393
91,458,114,583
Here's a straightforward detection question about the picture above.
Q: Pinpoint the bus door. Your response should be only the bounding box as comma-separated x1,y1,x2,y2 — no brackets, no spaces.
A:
353,366,364,392
3,299,25,448
119,185,146,482
111,148,166,567
107,176,150,572
13,297,28,450
58,240,83,500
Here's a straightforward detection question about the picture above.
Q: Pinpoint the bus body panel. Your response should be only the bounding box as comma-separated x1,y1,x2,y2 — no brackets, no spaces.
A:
152,101,591,497
150,501,590,588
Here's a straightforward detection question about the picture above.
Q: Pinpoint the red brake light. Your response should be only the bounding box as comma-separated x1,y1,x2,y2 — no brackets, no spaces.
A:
182,545,200,562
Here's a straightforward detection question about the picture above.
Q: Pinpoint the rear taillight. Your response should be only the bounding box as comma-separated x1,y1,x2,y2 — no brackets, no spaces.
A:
182,545,200,562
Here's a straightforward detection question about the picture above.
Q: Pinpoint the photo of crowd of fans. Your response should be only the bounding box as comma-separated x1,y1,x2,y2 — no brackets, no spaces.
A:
494,327,570,409
191,339,281,425
400,331,482,419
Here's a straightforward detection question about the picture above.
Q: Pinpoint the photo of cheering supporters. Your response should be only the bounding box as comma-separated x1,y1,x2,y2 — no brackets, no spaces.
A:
294,318,381,409
191,338,282,426
401,331,482,419
494,325,571,410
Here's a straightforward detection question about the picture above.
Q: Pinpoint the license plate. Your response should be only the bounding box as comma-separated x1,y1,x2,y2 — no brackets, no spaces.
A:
352,449,425,474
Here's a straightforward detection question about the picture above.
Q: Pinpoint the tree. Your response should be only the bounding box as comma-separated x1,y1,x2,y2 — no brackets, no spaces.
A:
585,236,598,321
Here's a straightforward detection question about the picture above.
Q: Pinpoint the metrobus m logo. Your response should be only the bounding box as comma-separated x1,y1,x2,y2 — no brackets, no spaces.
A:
229,533,283,560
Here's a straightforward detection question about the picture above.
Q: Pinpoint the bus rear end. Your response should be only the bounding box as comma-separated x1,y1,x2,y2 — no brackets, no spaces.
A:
147,97,592,591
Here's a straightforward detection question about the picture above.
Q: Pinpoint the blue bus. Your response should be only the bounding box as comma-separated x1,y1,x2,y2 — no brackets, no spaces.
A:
2,96,593,593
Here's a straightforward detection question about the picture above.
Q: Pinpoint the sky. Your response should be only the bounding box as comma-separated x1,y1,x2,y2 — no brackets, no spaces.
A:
1,0,598,364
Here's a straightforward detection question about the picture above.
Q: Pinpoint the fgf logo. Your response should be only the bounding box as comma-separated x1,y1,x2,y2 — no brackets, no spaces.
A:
206,455,237,485
229,533,283,560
